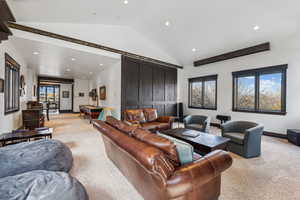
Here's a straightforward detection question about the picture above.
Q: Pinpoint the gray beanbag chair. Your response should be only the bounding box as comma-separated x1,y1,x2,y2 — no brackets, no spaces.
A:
0,139,73,178
0,170,89,200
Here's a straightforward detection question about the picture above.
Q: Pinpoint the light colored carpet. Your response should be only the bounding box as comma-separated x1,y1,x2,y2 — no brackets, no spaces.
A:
46,114,300,200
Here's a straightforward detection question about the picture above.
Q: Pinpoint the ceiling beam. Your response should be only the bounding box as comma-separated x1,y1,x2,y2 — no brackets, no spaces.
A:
38,76,74,84
194,42,270,67
7,22,183,69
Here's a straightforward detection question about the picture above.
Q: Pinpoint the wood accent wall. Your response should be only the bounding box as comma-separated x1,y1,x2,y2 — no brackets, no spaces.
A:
121,56,178,118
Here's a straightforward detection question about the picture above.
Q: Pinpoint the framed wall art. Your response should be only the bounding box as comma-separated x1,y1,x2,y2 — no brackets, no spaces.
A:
62,91,70,98
99,86,106,100
0,79,4,93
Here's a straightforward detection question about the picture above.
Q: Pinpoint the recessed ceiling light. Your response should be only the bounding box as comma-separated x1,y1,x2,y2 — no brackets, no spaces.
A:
192,48,197,52
124,0,129,5
165,21,170,26
66,69,71,72
89,72,93,74
33,52,39,55
254,25,260,31
100,63,104,66
71,58,76,61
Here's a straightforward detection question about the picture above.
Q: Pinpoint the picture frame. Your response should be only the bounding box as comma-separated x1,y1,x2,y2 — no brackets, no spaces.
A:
20,75,26,97
33,85,36,97
0,79,4,93
79,92,85,97
99,86,106,100
62,91,70,98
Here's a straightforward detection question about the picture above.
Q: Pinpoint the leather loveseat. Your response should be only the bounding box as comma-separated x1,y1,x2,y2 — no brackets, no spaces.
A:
124,108,174,132
93,117,233,200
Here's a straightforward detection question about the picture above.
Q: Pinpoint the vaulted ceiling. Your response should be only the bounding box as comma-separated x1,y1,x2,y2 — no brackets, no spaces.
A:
10,37,120,79
7,0,300,65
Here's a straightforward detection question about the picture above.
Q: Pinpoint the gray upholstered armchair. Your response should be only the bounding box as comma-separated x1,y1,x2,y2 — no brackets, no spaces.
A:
183,115,211,133
221,121,264,158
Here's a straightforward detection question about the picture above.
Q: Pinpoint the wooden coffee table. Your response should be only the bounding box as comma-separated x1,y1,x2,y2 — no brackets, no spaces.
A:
160,128,230,155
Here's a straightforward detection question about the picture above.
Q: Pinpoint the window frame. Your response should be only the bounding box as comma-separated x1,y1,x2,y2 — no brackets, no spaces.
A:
4,53,21,115
232,64,287,115
188,74,218,110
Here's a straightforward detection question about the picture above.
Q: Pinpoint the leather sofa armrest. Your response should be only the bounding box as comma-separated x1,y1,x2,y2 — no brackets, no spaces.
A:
166,150,232,199
157,116,175,123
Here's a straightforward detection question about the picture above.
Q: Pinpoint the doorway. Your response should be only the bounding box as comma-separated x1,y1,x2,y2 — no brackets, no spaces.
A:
38,76,74,114
39,84,60,114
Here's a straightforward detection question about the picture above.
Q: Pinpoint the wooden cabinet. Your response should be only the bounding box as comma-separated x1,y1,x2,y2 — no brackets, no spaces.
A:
121,56,178,118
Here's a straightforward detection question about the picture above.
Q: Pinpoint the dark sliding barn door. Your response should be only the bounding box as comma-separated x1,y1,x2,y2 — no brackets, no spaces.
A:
121,56,178,118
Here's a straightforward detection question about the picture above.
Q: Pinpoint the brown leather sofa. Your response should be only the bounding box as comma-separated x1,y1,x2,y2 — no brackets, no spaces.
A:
93,117,233,200
124,108,174,132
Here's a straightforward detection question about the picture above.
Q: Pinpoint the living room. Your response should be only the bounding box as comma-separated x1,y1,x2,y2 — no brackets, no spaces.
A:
1,1,300,200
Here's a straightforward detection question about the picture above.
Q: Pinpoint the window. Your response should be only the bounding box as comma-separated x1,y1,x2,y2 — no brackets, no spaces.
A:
4,53,20,115
233,65,287,115
39,85,60,105
189,75,217,110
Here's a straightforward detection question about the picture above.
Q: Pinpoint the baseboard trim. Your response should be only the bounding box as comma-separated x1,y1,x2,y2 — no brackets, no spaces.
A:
263,131,287,139
59,110,73,113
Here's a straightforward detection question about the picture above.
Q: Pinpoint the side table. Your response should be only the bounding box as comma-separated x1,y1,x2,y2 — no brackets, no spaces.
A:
287,129,300,146
216,115,231,124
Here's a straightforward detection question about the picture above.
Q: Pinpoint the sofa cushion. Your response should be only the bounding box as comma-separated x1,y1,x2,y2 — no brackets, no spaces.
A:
125,109,146,123
143,108,158,122
141,122,162,130
224,132,245,145
106,116,137,135
132,128,180,166
158,133,194,165
0,139,73,178
0,170,88,200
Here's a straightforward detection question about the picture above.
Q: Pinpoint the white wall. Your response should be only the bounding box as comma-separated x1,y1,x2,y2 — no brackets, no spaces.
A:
73,79,89,112
0,39,35,133
26,68,38,101
179,40,300,134
60,84,72,111
89,61,121,119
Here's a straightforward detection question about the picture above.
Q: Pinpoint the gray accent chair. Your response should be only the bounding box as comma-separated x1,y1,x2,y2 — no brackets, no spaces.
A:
183,115,211,133
221,121,264,158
